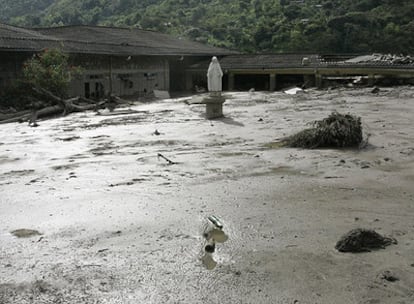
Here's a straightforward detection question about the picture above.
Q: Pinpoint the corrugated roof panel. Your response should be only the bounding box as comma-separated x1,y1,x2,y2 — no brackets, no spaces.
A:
190,54,320,70
0,23,237,56
36,25,236,56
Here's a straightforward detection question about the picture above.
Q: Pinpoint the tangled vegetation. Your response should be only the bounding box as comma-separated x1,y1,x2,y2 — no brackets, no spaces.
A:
335,228,397,253
284,112,363,149
23,48,82,99
0,49,81,111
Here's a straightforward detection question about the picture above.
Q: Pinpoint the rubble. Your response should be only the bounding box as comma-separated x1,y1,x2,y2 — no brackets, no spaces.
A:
0,88,131,125
346,53,414,65
284,87,304,95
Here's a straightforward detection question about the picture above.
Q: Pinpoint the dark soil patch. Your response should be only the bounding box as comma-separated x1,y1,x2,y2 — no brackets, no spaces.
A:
109,178,148,187
335,228,397,253
56,136,81,142
1,169,35,178
379,270,399,282
51,164,79,171
89,142,119,156
82,114,147,129
11,229,42,238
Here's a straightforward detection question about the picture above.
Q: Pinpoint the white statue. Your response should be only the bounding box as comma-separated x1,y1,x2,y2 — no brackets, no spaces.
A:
207,56,223,93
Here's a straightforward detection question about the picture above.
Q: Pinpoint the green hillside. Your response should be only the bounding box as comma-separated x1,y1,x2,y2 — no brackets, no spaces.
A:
1,0,413,54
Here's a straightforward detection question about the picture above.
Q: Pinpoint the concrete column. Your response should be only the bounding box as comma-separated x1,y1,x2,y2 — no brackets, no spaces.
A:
304,75,315,88
185,72,193,91
109,56,113,95
203,95,225,119
315,73,323,89
164,59,170,91
228,72,235,91
368,74,375,86
269,73,276,91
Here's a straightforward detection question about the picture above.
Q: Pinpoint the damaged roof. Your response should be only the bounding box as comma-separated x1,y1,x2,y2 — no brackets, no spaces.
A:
190,53,414,70
0,23,236,56
219,54,321,69
190,54,321,70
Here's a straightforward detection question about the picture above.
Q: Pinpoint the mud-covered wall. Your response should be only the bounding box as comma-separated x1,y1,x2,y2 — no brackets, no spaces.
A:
0,52,170,99
69,54,169,98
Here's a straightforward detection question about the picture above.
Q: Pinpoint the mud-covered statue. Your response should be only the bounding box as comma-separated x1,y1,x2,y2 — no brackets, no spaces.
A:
207,56,223,94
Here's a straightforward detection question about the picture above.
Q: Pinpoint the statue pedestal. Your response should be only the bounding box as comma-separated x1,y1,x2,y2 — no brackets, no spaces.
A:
202,95,226,119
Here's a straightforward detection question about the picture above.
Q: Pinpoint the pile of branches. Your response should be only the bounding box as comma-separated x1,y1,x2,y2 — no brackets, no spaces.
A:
283,112,363,149
0,87,128,125
335,228,397,253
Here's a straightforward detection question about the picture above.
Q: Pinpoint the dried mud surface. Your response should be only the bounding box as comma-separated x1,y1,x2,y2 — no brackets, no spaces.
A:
1,87,414,303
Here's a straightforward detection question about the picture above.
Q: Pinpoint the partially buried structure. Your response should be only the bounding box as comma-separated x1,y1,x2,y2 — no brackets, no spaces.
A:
188,53,414,90
1,22,414,98
0,23,235,98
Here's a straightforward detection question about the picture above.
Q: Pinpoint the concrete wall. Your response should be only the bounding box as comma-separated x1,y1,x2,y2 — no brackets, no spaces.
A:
0,52,32,89
0,52,170,98
220,68,414,91
69,54,170,98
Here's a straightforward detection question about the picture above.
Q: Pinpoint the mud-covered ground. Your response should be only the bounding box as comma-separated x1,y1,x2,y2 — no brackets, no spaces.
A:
1,87,414,304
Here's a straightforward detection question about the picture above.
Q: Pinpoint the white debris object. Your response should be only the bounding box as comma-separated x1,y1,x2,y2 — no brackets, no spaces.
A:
153,89,170,99
284,87,303,95
208,215,223,229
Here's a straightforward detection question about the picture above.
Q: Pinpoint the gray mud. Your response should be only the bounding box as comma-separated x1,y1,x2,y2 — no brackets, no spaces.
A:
1,87,414,303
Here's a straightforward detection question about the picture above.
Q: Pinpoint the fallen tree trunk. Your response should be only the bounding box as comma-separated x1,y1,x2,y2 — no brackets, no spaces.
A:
0,110,32,121
0,88,108,124
33,87,104,114
0,87,130,125
0,105,63,124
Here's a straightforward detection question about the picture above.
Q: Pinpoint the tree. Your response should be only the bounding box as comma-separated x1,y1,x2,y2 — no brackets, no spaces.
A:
1,49,79,111
22,49,79,98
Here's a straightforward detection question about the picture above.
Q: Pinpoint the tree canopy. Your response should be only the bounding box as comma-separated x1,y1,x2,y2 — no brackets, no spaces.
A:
23,49,80,98
1,0,413,54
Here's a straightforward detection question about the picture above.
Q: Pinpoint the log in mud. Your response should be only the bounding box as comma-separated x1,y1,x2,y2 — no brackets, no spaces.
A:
0,87,129,125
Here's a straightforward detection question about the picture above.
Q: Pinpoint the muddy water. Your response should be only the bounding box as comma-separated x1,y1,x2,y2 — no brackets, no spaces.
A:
1,88,414,303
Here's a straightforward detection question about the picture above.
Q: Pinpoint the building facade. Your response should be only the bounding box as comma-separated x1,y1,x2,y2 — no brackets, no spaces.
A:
188,54,414,91
0,23,235,99
2,23,413,98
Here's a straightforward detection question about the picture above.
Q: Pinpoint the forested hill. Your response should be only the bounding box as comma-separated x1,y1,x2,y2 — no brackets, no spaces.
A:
1,0,413,54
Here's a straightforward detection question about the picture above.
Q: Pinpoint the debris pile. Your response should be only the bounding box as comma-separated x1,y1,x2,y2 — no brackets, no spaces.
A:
379,270,400,282
335,228,397,253
0,87,131,125
284,112,363,149
346,53,414,65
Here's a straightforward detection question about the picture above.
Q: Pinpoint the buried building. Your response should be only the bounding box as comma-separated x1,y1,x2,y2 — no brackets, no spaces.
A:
187,53,414,91
0,23,235,99
1,22,414,99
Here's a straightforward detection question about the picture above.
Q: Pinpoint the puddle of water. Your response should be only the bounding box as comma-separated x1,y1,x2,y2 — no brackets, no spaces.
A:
201,253,217,270
208,229,228,243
